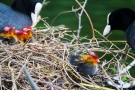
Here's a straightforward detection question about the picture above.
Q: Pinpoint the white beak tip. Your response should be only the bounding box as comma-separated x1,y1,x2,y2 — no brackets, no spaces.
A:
103,25,111,36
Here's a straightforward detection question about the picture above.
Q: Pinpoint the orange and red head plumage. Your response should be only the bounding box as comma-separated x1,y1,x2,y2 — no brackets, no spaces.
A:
80,51,99,66
1,26,15,39
14,26,33,44
0,26,33,44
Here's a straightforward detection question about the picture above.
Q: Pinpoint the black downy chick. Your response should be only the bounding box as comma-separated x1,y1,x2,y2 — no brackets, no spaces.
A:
70,52,99,77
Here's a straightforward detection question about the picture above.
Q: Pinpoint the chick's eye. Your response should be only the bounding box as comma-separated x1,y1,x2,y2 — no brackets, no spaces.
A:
92,56,96,59
91,55,98,59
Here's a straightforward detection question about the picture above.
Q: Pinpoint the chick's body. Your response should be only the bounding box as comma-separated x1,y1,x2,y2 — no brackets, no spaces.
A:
70,52,99,77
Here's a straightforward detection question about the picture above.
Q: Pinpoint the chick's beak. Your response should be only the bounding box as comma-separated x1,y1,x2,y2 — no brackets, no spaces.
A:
97,59,100,62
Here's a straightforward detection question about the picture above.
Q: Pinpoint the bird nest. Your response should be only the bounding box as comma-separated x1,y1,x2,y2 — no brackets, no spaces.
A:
0,24,135,90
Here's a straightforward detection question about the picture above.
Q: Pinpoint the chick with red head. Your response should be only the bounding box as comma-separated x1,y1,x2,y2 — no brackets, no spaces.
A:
70,51,99,77
1,26,15,39
0,26,16,44
14,26,33,44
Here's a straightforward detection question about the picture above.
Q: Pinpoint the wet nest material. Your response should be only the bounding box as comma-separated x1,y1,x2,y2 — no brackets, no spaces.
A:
0,25,135,90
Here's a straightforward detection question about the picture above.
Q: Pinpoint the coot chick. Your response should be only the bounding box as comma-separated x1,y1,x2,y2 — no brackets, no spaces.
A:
70,52,99,77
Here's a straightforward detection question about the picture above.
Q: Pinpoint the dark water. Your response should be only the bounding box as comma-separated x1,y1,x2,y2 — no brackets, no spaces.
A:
2,0,135,77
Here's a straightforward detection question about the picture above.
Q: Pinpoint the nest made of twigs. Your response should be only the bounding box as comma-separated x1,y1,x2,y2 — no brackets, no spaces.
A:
0,24,135,90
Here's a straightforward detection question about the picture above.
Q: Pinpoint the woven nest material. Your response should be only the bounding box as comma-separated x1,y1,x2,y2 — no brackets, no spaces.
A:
0,24,135,90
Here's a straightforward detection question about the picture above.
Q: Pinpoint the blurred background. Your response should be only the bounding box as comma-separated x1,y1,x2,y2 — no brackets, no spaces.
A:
2,0,135,77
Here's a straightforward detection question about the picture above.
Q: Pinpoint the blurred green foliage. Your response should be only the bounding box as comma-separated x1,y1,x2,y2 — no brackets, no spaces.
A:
2,0,135,77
